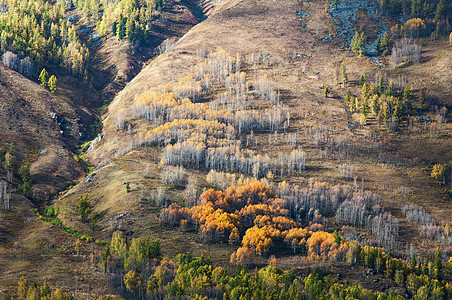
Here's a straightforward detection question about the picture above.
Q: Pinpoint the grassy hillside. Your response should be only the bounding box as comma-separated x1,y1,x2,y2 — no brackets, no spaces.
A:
0,0,451,298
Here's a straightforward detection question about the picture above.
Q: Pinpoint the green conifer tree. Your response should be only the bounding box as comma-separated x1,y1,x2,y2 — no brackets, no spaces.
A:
359,72,367,85
341,64,348,86
39,69,49,87
434,0,446,21
48,75,57,93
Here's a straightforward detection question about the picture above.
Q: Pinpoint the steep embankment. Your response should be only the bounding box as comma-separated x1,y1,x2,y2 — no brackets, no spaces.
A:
0,64,93,200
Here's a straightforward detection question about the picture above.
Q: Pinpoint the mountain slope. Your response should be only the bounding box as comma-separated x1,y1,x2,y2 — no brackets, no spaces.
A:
78,0,452,253
0,0,451,297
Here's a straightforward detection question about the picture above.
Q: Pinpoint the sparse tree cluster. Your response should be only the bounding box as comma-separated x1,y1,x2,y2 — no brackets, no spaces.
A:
391,38,421,67
206,169,273,192
38,69,57,93
107,230,162,273
157,39,176,55
420,225,452,246
431,163,449,185
2,51,34,77
254,76,280,105
402,204,435,226
336,191,399,249
161,165,186,187
351,31,367,55
278,180,346,224
338,163,354,179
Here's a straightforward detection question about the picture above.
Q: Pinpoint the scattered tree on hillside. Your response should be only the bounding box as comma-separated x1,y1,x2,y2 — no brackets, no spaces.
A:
359,71,367,86
419,87,426,111
351,31,367,55
48,75,57,93
377,32,391,56
39,69,49,88
402,83,412,111
323,86,329,98
161,165,186,187
341,64,348,86
18,164,32,196
76,193,92,222
391,38,420,67
431,164,449,185
345,87,351,105
4,150,16,182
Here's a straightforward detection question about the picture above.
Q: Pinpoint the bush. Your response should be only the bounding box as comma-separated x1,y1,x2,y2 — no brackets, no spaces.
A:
44,207,59,218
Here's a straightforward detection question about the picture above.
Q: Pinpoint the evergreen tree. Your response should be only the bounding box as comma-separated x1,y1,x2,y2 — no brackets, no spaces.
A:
361,97,369,116
418,87,426,111
345,87,351,104
411,0,420,16
341,64,348,86
361,82,369,100
118,17,127,39
402,0,410,16
378,32,391,56
112,21,118,36
434,247,442,280
351,31,360,54
17,276,29,299
371,95,380,115
434,0,446,21
76,194,92,222
359,71,367,85
380,0,388,13
39,69,49,87
410,255,417,271
48,75,57,93
386,80,395,96
378,75,385,95
351,31,366,55
323,86,329,98
402,83,412,101
18,164,32,196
